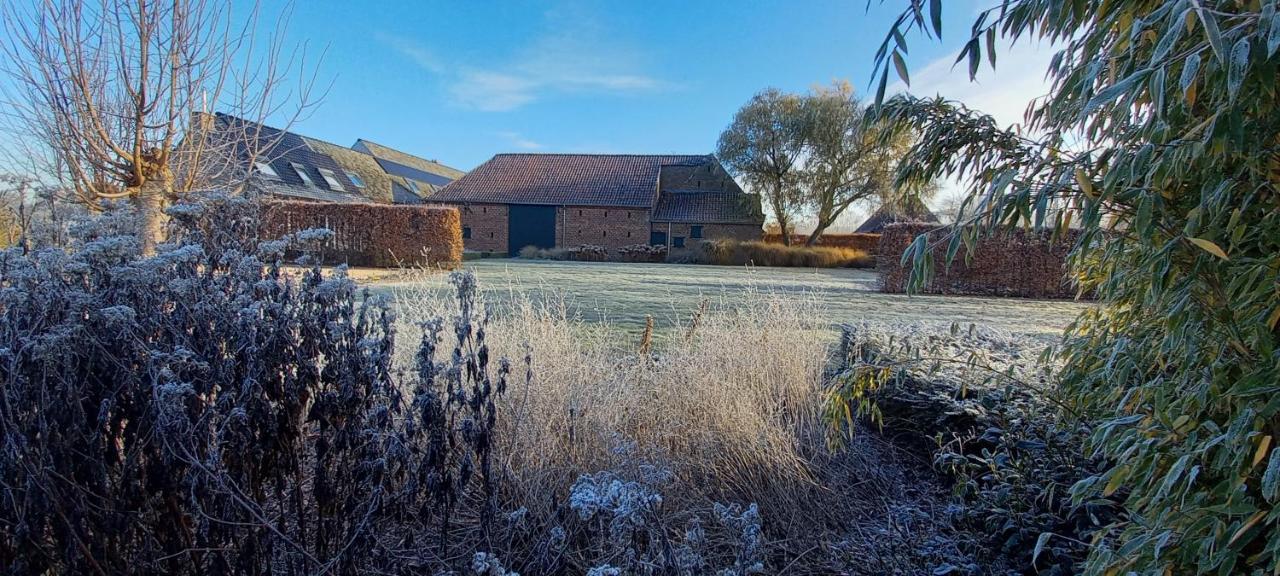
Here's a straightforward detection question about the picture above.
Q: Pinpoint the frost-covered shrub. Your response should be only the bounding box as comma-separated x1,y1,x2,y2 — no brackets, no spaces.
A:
0,195,513,574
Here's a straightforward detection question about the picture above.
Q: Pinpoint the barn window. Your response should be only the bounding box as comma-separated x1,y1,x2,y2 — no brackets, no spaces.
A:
482,206,487,213
627,231,632,237
604,210,609,217
489,232,494,238
673,237,686,248
462,227,472,239
318,168,345,191
691,225,704,239
578,209,583,216
602,230,607,238
254,161,280,179
290,162,316,187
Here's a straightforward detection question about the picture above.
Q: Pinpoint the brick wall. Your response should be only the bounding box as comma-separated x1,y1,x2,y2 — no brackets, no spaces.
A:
261,200,462,268
558,206,651,250
877,223,1084,299
456,203,508,253
764,233,880,252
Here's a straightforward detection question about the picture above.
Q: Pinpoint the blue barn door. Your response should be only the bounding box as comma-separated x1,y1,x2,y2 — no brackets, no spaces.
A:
508,204,557,255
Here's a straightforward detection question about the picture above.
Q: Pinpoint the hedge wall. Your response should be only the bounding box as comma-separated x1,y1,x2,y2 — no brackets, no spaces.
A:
260,200,462,268
763,233,881,252
877,223,1084,299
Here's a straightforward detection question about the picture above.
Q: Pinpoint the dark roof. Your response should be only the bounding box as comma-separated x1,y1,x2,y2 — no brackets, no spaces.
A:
432,153,713,208
652,189,764,225
213,113,370,204
352,139,465,200
855,201,940,233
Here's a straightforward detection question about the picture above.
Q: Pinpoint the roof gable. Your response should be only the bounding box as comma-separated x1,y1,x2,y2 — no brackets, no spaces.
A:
431,153,713,208
855,201,940,233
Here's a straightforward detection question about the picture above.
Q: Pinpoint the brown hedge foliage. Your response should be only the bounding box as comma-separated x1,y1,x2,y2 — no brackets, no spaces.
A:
877,223,1084,299
681,240,874,268
260,200,462,268
763,233,881,253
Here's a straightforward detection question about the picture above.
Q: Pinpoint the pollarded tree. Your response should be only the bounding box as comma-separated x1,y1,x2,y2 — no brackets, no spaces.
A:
872,1,1280,573
717,88,807,244
0,0,319,254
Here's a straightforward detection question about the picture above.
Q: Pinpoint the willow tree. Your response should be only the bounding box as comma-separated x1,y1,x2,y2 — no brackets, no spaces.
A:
800,81,917,245
0,0,317,254
873,1,1280,573
716,88,807,244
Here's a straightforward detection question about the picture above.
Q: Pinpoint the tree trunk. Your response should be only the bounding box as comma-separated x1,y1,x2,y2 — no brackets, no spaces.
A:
805,221,830,247
134,175,172,256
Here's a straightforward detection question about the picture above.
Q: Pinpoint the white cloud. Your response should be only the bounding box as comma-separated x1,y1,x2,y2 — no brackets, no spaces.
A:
891,38,1058,129
888,38,1060,211
496,131,543,150
380,7,669,112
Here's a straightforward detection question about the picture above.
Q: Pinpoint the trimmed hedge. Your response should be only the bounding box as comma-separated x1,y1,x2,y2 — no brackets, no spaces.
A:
877,223,1083,299
763,233,881,253
679,240,873,268
260,200,462,268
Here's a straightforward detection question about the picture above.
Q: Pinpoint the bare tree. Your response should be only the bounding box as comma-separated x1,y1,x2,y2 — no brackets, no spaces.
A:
799,81,916,246
0,0,321,254
716,89,807,245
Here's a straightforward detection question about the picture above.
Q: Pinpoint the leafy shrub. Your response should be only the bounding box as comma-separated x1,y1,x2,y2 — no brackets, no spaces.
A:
874,1,1280,573
676,239,873,268
825,322,1111,574
0,196,505,573
517,244,607,261
615,243,667,262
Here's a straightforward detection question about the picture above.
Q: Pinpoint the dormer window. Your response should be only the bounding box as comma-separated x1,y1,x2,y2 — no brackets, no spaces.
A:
318,168,344,191
406,180,421,194
346,171,365,188
290,162,316,187
254,161,280,179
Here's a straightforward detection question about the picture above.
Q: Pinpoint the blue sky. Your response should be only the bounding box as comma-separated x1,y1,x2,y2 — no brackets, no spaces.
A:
263,1,1052,174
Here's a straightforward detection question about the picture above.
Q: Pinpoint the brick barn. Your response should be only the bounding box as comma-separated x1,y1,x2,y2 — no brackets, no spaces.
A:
430,153,764,255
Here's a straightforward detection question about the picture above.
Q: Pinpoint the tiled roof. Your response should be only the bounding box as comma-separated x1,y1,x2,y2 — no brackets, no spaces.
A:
256,180,366,203
652,189,764,225
352,139,465,188
432,153,712,208
214,113,370,203
301,136,394,203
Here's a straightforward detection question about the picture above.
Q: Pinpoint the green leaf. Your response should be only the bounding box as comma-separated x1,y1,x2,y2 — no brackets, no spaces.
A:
1269,10,1280,57
1033,531,1053,565
1180,52,1201,100
985,27,997,70
1187,237,1228,260
892,51,910,86
875,66,889,105
1227,38,1250,101
929,0,943,38
1151,7,1187,65
1193,1,1225,62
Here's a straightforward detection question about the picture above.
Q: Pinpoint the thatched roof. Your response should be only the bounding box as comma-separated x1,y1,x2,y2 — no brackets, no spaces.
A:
855,202,940,233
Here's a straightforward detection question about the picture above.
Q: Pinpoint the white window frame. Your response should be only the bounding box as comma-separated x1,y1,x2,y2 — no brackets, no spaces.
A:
290,162,316,187
406,179,420,194
345,171,365,188
318,168,345,191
